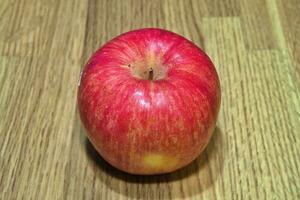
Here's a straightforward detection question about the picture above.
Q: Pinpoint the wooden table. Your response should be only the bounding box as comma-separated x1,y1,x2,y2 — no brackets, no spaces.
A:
1,0,299,199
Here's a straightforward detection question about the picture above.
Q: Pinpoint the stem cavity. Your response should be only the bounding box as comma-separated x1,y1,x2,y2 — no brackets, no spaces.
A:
148,68,154,80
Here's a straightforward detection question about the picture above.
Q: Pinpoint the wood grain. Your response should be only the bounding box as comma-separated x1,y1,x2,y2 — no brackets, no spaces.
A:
0,0,299,199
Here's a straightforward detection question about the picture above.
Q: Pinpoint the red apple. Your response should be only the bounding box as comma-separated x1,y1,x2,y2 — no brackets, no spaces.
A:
78,28,221,175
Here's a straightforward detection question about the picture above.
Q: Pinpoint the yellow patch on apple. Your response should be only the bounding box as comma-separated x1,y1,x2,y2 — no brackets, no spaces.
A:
143,153,178,169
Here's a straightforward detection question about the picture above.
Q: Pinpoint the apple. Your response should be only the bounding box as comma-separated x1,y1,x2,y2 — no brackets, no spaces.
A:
78,28,221,175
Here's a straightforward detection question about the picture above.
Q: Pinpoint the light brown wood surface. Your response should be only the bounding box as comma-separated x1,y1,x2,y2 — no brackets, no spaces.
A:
1,0,299,199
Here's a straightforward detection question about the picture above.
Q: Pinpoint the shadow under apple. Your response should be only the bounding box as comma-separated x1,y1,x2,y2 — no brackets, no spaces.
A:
84,126,225,199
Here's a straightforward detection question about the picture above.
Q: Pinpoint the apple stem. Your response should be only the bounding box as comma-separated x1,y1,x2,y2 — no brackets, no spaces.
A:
149,68,154,80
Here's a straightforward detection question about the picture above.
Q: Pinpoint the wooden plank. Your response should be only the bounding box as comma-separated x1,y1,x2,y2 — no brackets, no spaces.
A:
276,0,300,84
203,0,240,16
0,0,88,199
240,0,277,50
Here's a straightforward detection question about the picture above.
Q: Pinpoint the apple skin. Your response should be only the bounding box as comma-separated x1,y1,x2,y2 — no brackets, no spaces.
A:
78,28,221,175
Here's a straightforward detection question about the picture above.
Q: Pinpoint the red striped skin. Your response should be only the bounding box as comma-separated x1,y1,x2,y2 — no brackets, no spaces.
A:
78,28,221,175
